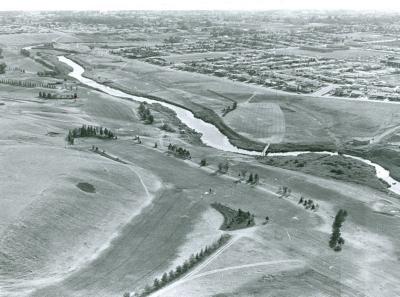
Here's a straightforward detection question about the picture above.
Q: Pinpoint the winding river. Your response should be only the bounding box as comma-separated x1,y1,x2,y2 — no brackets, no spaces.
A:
58,56,400,195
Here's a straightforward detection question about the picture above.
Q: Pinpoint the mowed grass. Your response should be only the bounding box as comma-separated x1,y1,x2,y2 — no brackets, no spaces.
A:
224,102,285,143
250,92,400,149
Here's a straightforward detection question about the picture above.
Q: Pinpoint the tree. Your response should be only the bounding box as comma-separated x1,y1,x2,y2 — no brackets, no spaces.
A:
329,209,348,251
161,272,168,284
175,265,182,275
168,270,175,281
218,162,229,173
200,158,207,166
254,174,259,184
153,278,160,290
138,102,146,115
189,254,196,266
182,260,190,272
0,62,6,74
143,285,152,295
146,114,154,124
247,173,253,184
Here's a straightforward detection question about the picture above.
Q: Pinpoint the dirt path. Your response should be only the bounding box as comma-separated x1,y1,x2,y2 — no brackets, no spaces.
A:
149,235,240,297
370,124,400,144
150,255,304,297
188,259,304,281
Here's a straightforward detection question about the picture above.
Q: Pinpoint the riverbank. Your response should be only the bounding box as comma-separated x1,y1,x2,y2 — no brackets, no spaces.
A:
345,147,400,180
260,153,390,193
65,54,266,153
59,55,400,197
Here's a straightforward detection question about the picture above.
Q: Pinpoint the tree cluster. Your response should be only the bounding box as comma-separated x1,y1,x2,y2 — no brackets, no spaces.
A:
160,123,175,132
39,91,77,99
37,70,59,77
212,202,255,230
138,102,154,124
0,62,6,74
277,185,291,197
168,143,191,159
218,162,229,173
164,36,182,44
298,197,319,211
246,172,259,185
130,234,231,297
200,158,207,166
66,125,116,145
0,78,56,89
329,209,348,252
20,48,30,57
233,208,254,227
222,101,237,117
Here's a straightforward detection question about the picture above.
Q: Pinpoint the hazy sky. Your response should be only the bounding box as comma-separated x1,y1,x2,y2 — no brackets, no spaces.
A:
1,0,400,11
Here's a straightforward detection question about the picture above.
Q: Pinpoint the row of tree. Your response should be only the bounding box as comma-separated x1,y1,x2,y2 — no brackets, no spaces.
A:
138,102,154,124
7,66,25,73
37,70,59,77
168,143,191,159
39,91,77,99
329,209,348,252
126,234,231,297
66,125,116,145
0,78,57,89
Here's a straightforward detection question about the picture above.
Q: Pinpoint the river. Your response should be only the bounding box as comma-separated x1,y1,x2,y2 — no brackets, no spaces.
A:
58,56,400,195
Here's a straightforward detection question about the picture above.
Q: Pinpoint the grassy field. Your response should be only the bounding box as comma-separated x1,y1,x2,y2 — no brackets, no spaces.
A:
2,42,400,297
0,32,82,46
